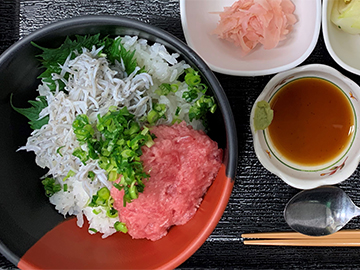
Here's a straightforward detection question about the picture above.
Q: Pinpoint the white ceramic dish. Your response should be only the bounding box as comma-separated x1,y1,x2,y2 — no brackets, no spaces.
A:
250,64,360,190
180,0,321,76
322,0,360,76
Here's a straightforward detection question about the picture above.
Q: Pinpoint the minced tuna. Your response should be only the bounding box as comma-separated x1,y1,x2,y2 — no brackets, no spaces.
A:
111,121,222,241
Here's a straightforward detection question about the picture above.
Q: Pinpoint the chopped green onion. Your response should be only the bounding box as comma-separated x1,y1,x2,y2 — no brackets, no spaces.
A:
56,146,65,157
106,207,118,218
154,83,179,96
188,95,217,122
95,196,107,206
107,196,115,208
88,187,117,218
127,121,140,135
73,107,154,206
145,137,155,148
63,184,68,192
141,126,149,136
98,187,110,200
113,182,122,191
114,221,128,233
88,195,99,207
184,68,201,86
73,147,89,164
129,181,138,200
121,149,135,158
153,103,167,115
147,110,159,125
170,83,179,92
181,67,214,126
155,83,171,96
171,118,182,125
89,228,98,233
147,103,167,125
196,83,208,94
63,170,76,181
182,89,199,102
88,171,95,181
175,107,181,116
108,170,118,182
41,178,61,197
72,114,94,142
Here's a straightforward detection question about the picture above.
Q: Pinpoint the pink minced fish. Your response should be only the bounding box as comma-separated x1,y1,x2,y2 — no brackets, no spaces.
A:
111,121,222,241
213,0,297,55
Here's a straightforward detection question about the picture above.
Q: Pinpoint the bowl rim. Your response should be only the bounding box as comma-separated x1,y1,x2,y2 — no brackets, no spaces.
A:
179,0,322,76
322,0,360,76
250,63,360,190
0,15,238,269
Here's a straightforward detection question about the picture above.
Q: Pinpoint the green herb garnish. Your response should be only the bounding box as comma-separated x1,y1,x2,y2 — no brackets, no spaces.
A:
178,68,216,127
72,106,154,206
147,103,167,125
106,207,119,218
63,170,76,182
41,177,61,197
155,83,179,96
114,221,128,233
10,94,49,130
182,68,208,102
102,37,144,75
12,34,145,130
32,34,107,92
189,95,217,123
72,114,94,142
88,171,96,181
88,187,118,219
56,146,65,157
175,107,181,116
32,34,144,92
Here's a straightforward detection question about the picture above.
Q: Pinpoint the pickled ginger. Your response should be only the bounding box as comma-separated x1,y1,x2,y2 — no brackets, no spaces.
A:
213,0,297,55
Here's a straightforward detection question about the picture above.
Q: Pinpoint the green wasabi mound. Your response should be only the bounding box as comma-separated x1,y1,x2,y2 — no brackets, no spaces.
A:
254,100,274,131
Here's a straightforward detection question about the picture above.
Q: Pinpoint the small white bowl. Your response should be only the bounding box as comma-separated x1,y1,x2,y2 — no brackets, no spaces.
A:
250,64,360,190
323,0,360,76
180,0,321,76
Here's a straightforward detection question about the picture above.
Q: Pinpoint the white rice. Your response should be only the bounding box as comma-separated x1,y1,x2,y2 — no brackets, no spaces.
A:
19,36,205,238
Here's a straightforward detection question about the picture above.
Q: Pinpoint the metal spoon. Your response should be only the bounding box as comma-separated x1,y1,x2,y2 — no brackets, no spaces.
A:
284,186,360,236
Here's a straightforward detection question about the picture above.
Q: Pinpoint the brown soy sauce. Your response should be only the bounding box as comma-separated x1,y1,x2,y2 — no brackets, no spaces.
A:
268,77,355,167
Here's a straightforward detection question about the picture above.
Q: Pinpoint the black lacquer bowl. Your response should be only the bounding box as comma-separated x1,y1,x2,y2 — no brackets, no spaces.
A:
0,16,237,269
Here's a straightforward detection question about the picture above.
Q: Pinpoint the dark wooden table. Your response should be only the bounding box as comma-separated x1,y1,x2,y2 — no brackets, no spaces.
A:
2,1,360,269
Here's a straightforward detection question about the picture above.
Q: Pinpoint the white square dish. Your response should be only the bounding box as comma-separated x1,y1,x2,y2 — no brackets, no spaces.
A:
180,0,321,76
323,0,360,76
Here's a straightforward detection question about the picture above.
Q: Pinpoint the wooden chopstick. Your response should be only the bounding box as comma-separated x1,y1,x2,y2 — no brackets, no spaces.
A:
242,230,360,246
243,239,360,246
242,230,360,239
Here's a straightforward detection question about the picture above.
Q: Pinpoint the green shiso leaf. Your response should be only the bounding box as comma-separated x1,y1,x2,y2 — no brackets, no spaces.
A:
10,93,49,130
32,34,107,91
32,34,145,92
102,37,142,75
32,34,106,71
